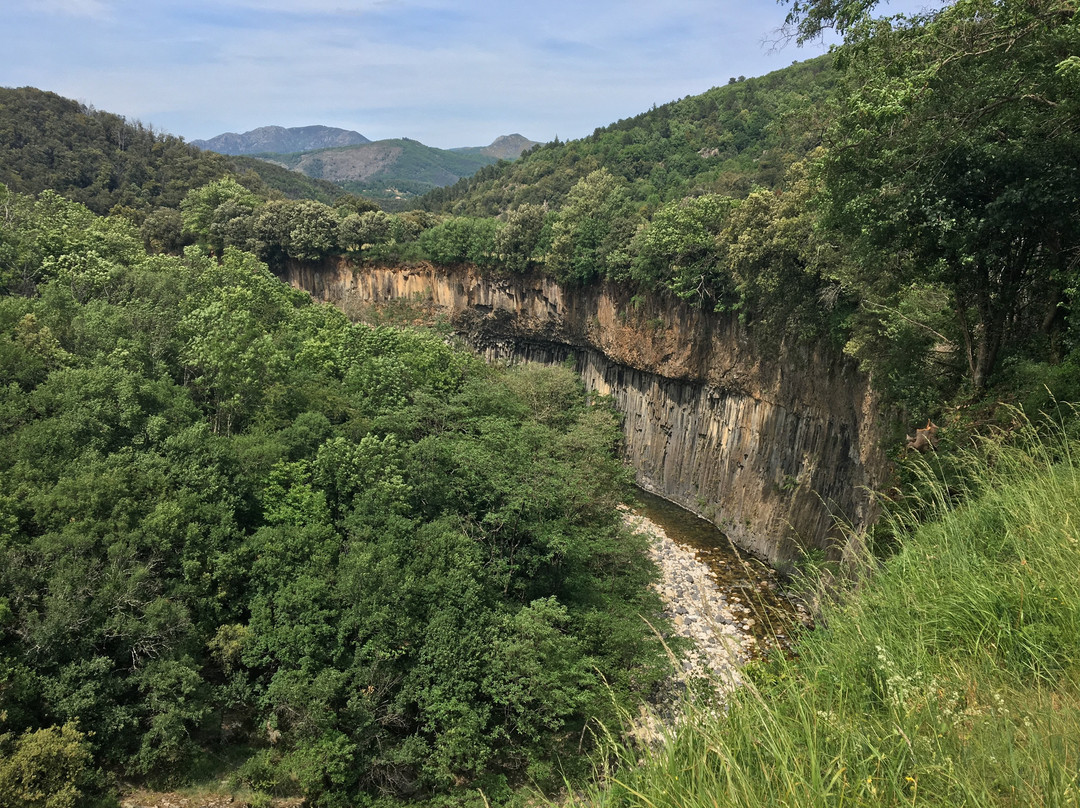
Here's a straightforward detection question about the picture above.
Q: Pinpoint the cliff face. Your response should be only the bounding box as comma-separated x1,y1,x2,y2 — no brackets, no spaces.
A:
284,260,889,566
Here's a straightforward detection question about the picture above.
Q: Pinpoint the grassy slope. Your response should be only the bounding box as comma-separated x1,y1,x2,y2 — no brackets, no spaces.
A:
576,418,1080,807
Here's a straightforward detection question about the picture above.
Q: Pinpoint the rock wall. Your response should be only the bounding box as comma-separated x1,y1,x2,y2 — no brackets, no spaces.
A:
282,260,889,566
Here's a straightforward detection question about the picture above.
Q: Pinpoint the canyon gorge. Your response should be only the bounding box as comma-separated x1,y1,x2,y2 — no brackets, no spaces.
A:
282,260,890,567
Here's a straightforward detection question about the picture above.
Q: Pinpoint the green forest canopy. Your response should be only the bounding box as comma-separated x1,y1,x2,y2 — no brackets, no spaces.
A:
123,1,1080,415
0,185,670,806
3,2,1080,805
0,87,355,216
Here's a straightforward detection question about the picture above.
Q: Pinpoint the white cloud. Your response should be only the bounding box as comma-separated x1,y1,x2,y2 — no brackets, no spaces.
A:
3,0,940,148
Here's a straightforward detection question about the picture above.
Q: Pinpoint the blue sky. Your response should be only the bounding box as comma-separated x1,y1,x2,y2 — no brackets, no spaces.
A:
4,0,932,149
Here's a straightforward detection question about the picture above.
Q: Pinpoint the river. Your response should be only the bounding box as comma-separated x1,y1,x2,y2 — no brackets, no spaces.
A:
630,488,809,673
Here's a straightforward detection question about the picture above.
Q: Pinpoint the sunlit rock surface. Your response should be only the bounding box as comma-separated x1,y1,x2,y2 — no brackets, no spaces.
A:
283,260,888,566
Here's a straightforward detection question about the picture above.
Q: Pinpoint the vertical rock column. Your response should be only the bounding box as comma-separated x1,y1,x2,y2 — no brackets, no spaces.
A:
282,260,888,566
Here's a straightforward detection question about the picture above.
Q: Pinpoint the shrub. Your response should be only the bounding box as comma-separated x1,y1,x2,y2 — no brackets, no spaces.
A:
0,724,92,808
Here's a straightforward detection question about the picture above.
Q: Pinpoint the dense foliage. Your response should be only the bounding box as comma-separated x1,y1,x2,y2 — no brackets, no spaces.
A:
822,0,1080,396
418,57,840,216
3,4,1079,807
0,88,233,217
228,156,350,205
0,186,669,806
405,0,1080,414
7,4,1080,807
574,416,1080,807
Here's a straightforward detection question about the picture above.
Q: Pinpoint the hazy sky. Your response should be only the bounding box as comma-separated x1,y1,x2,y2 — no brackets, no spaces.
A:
4,0,929,149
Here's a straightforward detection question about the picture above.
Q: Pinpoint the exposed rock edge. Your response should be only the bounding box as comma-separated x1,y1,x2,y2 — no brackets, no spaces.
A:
281,260,889,566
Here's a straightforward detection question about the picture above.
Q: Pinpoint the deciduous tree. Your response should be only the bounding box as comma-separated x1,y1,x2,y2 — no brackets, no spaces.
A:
547,169,638,283
821,0,1080,390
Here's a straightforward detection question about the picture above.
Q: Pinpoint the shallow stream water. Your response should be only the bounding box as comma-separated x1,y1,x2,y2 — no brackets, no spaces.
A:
631,488,808,657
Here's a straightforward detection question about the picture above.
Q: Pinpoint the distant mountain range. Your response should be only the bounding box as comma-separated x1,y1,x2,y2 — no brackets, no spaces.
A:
192,125,540,201
453,133,539,161
191,125,371,155
254,139,493,201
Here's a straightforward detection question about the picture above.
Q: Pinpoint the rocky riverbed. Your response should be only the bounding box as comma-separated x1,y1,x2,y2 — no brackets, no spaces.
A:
623,501,811,730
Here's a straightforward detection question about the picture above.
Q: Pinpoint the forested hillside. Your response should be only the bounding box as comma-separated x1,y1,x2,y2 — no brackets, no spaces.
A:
418,56,838,216
228,156,349,205
0,87,354,215
0,185,669,806
3,2,1079,805
259,138,501,202
0,88,233,216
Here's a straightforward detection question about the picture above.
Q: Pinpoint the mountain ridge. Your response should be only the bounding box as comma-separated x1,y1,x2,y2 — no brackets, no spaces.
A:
247,135,537,201
194,127,540,202
452,133,540,160
191,124,371,155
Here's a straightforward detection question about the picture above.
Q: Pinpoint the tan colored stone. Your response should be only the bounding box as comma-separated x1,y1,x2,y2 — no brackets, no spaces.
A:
284,260,888,566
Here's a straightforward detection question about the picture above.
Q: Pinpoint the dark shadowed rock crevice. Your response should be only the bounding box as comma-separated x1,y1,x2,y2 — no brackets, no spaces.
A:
281,259,890,566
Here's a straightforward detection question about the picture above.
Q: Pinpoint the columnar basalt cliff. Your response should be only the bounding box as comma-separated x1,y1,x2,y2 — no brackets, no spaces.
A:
283,260,889,566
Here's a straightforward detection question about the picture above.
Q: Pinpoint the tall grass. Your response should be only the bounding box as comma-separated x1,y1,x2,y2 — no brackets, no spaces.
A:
571,413,1080,807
